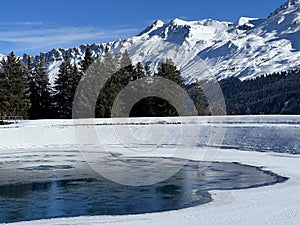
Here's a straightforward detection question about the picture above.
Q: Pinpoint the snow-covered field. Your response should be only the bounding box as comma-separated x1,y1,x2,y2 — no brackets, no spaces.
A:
1,115,300,224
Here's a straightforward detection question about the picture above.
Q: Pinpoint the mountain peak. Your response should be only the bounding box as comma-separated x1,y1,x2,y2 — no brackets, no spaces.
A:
152,20,164,27
236,17,259,27
170,18,188,26
138,20,164,36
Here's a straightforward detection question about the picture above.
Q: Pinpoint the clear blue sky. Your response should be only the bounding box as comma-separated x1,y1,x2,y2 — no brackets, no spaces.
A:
0,0,287,55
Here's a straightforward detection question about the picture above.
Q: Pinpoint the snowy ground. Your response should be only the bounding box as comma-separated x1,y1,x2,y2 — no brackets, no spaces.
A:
0,115,300,224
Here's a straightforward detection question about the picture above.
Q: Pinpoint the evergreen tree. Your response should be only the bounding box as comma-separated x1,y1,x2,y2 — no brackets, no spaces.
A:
95,47,117,117
144,63,151,77
119,49,134,81
0,68,6,117
71,62,81,92
129,97,179,117
157,58,184,87
135,62,145,79
103,46,116,74
95,50,134,118
187,83,209,116
80,48,94,72
74,48,97,118
111,51,134,116
28,54,53,119
153,58,184,116
120,50,131,69
75,58,104,119
0,51,30,118
53,52,78,118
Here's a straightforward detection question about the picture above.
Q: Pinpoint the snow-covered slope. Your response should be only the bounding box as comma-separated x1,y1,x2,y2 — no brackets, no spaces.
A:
0,53,5,62
24,0,300,83
201,0,300,80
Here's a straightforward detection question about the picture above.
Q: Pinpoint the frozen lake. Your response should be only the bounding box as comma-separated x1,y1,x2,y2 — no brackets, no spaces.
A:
0,116,299,225
0,156,287,223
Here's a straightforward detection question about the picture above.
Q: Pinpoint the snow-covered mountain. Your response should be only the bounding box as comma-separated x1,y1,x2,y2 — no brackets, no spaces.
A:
0,54,5,62
17,0,300,84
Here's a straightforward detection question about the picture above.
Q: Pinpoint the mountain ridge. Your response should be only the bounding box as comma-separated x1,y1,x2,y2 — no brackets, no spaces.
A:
3,0,300,84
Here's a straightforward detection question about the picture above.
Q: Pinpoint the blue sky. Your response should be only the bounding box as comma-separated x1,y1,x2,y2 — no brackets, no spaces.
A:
0,0,287,55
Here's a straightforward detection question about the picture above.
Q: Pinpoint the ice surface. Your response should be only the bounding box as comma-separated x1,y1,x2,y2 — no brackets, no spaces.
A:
0,158,286,223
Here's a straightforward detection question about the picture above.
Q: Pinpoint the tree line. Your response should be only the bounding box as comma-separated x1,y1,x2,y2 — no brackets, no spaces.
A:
1,48,300,119
218,69,300,114
0,49,189,119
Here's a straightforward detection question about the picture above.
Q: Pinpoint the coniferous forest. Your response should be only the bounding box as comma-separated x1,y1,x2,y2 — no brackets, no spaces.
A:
1,48,300,120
